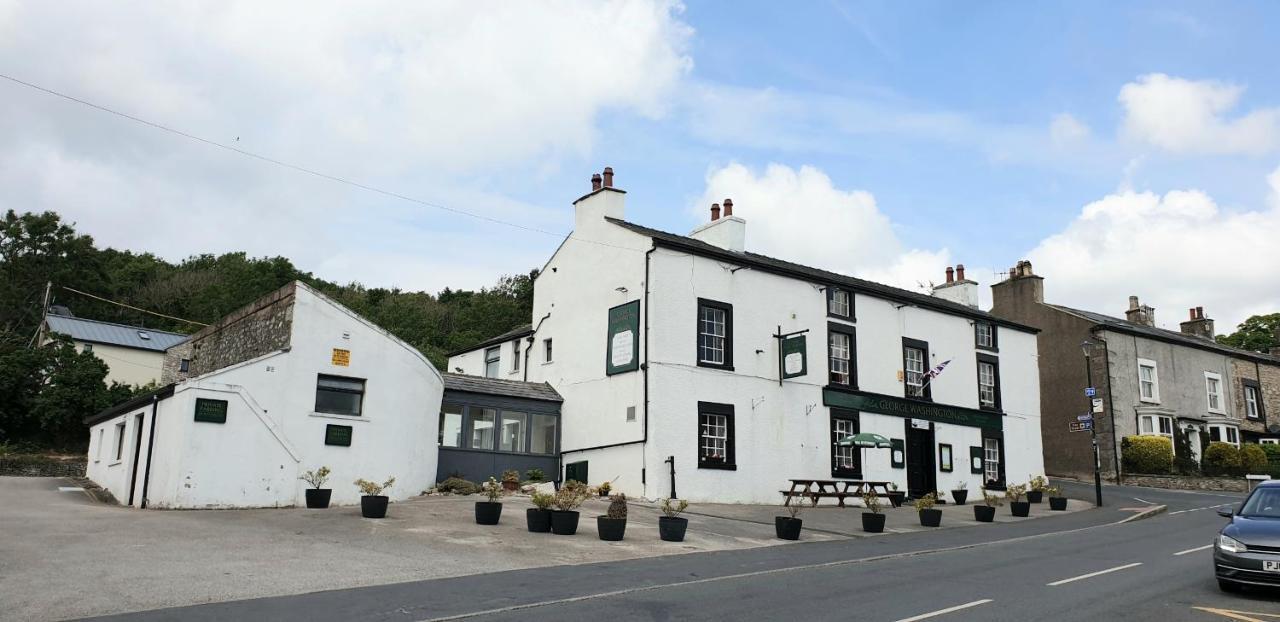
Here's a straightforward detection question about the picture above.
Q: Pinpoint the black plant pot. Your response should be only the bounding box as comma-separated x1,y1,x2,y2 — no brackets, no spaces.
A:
1049,496,1068,511
951,490,968,505
305,488,332,509
361,495,388,519
919,508,942,527
551,510,580,535
974,505,996,522
1027,490,1044,503
887,491,905,508
475,501,503,525
775,517,803,540
527,508,552,532
1010,501,1031,517
659,516,688,542
597,516,626,541
862,512,885,533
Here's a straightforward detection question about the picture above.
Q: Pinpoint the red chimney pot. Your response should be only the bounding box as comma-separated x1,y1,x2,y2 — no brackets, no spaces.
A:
723,198,733,217
710,203,721,221
945,267,954,284
602,167,614,188
1196,306,1204,319
956,264,966,281
590,173,602,192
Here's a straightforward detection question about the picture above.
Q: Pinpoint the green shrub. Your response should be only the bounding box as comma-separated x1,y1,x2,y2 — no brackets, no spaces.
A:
1120,435,1174,475
436,477,479,495
1261,444,1280,479
1202,442,1242,476
1241,444,1269,475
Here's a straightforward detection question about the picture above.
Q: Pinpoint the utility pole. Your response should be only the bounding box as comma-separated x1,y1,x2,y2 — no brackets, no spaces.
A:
28,281,53,348
1082,341,1103,508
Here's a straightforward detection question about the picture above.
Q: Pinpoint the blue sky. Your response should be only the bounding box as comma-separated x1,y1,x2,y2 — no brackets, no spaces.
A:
2,1,1279,331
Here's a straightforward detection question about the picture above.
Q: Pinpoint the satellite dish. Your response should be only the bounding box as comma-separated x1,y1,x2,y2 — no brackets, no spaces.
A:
1267,423,1280,434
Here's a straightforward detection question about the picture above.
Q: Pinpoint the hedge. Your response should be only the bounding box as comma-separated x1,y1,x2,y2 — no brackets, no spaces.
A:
1202,442,1242,477
1121,435,1173,475
1241,444,1270,475
1262,444,1280,479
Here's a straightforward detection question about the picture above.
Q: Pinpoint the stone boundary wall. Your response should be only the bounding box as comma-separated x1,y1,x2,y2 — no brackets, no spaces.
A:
1123,473,1253,492
0,456,87,477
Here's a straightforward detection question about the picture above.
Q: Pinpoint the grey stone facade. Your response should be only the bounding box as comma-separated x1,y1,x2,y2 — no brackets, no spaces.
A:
161,282,295,383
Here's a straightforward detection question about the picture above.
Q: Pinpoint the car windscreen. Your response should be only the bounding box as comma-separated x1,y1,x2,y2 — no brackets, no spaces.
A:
1240,488,1280,518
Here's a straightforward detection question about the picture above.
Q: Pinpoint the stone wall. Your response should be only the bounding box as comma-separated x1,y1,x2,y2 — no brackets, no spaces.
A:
163,282,295,381
1123,473,1252,492
0,455,87,477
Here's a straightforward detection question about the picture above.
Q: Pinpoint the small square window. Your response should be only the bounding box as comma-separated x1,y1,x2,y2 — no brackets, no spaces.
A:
315,375,365,416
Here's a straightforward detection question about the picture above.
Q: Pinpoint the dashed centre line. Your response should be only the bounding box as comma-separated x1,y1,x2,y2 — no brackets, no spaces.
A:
893,599,994,622
1174,544,1214,556
1047,562,1143,586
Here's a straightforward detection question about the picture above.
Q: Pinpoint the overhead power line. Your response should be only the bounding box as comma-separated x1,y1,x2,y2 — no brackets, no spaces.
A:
0,72,642,253
60,285,209,327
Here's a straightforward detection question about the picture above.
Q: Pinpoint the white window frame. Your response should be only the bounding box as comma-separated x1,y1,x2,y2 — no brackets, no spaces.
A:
904,346,925,397
828,289,851,317
113,421,126,462
1261,438,1280,445
1137,359,1159,403
983,438,1000,484
700,413,728,462
828,332,851,386
975,322,994,349
1205,371,1225,414
1138,414,1173,439
1208,423,1240,447
978,361,997,408
698,306,727,365
511,339,521,372
1245,385,1260,420
484,346,500,378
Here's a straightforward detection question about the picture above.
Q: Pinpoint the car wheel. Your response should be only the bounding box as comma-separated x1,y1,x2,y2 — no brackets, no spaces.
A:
1218,579,1241,593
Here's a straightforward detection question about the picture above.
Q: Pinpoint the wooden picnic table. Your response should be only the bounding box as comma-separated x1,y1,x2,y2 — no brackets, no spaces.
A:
781,478,894,507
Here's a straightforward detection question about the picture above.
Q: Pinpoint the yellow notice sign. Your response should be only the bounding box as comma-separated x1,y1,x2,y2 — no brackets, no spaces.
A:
331,348,351,366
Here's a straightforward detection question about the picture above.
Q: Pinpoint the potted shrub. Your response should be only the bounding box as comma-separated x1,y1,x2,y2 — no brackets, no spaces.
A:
861,490,885,533
475,477,504,525
886,482,905,508
597,493,627,541
974,488,1000,522
525,468,545,483
501,470,520,493
300,466,332,509
1047,486,1068,511
551,481,589,535
659,498,690,542
527,491,554,532
1027,476,1048,503
354,476,395,519
1006,483,1030,517
597,481,613,497
915,492,942,527
776,499,803,540
950,481,968,506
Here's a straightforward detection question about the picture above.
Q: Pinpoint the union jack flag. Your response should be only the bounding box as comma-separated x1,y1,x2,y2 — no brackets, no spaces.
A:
921,359,952,386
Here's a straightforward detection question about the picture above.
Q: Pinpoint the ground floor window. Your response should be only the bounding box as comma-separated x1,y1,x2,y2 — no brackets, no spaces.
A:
697,402,736,470
982,433,1005,488
830,411,860,478
1138,414,1173,439
469,408,497,450
439,404,463,448
1261,438,1280,445
315,374,365,416
1208,424,1240,446
114,422,126,461
499,412,527,452
530,414,557,455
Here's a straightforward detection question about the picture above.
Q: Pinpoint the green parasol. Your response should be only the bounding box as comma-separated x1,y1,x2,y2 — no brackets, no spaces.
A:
837,432,891,448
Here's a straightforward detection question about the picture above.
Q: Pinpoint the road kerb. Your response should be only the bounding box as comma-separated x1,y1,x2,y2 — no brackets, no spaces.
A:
1117,504,1167,523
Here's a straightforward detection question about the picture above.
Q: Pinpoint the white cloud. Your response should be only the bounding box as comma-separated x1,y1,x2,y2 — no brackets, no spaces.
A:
1119,73,1280,155
0,0,693,293
693,163,949,292
1027,165,1280,332
1050,113,1090,146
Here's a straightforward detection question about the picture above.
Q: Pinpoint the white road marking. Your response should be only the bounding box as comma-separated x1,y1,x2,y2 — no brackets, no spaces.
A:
893,599,994,622
1133,497,1151,504
57,487,84,492
1169,505,1228,516
1174,544,1214,556
1047,562,1143,586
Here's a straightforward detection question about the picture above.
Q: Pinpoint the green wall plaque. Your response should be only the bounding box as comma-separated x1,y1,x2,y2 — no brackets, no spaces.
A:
781,334,807,379
325,424,353,447
194,398,228,424
605,300,640,376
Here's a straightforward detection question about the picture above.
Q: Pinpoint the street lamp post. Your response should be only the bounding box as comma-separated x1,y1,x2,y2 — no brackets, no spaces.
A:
1081,340,1103,508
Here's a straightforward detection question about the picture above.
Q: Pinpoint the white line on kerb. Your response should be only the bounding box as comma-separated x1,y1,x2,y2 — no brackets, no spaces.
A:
1174,544,1214,556
1047,562,1143,586
893,599,994,622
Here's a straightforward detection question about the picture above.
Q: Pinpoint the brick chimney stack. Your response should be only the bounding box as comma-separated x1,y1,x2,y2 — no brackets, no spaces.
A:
990,260,1045,317
690,197,746,253
573,166,627,231
1124,295,1156,327
1179,306,1215,340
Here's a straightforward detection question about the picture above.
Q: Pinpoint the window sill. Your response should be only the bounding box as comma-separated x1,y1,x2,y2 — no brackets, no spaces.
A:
979,405,1002,413
976,345,999,354
827,313,856,323
904,395,933,403
698,462,737,471
696,362,735,372
310,412,368,423
1139,398,1160,405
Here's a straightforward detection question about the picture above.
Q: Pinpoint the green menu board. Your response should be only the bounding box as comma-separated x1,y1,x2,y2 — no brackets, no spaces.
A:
605,300,640,376
781,334,807,379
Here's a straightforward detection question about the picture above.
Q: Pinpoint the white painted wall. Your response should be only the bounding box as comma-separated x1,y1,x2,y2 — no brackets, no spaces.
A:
78,341,166,387
87,283,443,509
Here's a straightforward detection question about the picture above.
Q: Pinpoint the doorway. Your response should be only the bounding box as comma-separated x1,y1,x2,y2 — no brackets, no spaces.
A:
904,419,936,499
126,413,145,507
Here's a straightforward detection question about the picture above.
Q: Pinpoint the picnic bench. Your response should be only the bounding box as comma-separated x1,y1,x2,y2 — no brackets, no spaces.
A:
781,478,894,508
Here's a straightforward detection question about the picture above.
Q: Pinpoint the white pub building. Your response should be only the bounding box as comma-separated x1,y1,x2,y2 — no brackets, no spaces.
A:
450,168,1045,503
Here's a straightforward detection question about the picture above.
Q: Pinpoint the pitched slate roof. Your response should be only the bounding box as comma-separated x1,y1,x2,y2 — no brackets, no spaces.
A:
1049,304,1280,364
446,324,533,358
605,217,1038,333
442,372,562,402
45,315,189,352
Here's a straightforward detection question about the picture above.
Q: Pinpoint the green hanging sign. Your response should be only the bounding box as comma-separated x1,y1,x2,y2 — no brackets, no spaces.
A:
605,300,640,376
781,334,807,379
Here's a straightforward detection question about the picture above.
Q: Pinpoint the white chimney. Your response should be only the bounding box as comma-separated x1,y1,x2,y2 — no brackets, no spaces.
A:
932,264,978,308
573,167,625,232
689,198,745,253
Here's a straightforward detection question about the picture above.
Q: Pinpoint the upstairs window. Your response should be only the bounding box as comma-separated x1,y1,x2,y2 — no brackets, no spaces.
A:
484,346,500,378
977,353,1001,411
1138,360,1159,402
903,338,931,400
1205,372,1224,413
543,338,553,363
511,339,522,372
83,343,94,354
1244,380,1263,420
827,288,852,319
975,322,997,351
315,375,365,416
696,299,733,369
828,330,852,386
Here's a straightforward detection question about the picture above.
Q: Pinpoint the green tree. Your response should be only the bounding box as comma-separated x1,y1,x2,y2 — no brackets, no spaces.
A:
0,210,105,346
1217,313,1280,353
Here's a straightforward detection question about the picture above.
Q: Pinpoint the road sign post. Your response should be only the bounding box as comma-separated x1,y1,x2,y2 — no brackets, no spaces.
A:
1082,348,1103,508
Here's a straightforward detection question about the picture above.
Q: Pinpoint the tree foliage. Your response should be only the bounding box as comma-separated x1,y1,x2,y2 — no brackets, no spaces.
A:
0,210,535,450
1217,313,1280,353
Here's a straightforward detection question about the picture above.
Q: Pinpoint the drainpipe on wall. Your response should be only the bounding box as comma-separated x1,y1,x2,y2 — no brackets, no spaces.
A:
139,394,160,509
522,312,552,383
